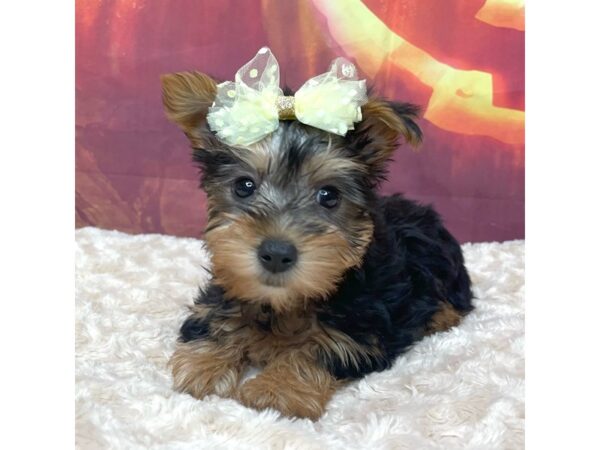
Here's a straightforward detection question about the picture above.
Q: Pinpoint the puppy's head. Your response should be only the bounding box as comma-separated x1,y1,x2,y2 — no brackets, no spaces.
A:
161,71,421,311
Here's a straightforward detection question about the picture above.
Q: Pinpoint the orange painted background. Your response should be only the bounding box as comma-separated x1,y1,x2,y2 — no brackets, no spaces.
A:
76,0,524,243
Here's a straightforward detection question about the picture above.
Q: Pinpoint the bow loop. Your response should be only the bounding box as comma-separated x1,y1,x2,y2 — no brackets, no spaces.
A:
295,57,367,136
206,48,367,146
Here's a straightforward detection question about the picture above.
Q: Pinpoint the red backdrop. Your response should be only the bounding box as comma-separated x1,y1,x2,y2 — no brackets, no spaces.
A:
76,0,524,243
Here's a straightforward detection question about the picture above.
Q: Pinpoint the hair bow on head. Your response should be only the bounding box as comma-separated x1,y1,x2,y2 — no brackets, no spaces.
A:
206,47,368,146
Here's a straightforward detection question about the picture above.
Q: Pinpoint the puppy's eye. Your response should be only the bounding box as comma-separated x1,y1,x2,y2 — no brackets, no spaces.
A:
316,186,339,209
233,178,256,198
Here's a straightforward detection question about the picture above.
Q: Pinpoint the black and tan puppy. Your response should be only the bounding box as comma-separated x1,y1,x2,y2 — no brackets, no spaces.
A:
161,67,473,420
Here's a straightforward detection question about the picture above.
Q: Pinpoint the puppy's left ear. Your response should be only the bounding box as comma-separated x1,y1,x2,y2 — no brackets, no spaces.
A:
348,99,422,180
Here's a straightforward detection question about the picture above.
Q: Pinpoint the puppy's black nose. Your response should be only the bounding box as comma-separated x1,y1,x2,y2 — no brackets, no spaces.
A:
257,239,298,273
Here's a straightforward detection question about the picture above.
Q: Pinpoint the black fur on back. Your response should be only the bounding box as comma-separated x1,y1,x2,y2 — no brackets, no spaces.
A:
314,194,473,378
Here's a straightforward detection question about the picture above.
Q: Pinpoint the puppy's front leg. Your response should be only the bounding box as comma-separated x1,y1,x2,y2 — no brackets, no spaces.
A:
170,339,245,399
237,353,339,420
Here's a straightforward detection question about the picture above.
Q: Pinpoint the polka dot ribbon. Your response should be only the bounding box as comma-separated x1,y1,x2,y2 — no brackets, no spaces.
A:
206,47,368,146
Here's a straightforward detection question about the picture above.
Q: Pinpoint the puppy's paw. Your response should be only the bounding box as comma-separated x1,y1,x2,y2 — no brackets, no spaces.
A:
170,342,242,399
237,372,327,421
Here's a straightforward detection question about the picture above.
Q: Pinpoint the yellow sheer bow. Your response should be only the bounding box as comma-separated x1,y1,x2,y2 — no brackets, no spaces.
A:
207,47,368,146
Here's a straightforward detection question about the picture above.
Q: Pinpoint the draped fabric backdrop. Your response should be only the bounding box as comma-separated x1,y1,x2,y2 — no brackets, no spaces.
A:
76,0,524,243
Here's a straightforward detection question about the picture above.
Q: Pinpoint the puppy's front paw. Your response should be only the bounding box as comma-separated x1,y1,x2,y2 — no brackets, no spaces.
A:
237,371,328,421
170,341,243,399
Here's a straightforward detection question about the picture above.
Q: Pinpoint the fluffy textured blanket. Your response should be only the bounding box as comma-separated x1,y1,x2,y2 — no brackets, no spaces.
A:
75,227,524,450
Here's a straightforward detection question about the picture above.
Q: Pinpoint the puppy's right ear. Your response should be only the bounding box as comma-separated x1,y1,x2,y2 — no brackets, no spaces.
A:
161,71,217,147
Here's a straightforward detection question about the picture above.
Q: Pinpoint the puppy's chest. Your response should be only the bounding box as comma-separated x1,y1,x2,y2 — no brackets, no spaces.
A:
239,305,322,365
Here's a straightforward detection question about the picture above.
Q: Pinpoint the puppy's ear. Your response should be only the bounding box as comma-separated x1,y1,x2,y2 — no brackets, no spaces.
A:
349,99,422,180
161,71,217,147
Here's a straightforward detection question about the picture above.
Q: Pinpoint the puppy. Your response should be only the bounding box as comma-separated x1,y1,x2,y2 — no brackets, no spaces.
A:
161,50,473,420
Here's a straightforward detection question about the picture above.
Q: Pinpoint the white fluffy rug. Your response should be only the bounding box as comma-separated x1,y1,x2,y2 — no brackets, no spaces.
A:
75,227,524,450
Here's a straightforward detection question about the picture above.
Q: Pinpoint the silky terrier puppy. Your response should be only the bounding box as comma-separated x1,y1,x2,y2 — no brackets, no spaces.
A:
161,48,473,420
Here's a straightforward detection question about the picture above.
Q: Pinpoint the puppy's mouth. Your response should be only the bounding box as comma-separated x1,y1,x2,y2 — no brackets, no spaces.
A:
258,272,290,288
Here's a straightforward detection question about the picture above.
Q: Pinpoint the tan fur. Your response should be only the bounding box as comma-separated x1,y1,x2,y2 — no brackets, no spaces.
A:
170,305,380,419
426,302,464,335
160,71,217,147
170,340,245,399
237,353,340,421
204,213,372,313
361,99,422,147
239,305,382,371
357,99,422,170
